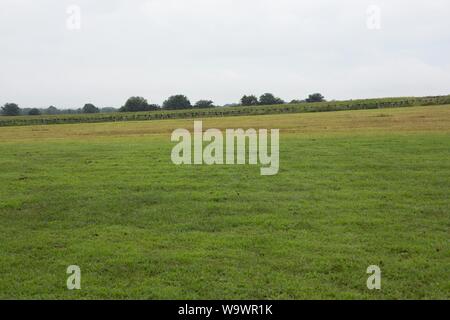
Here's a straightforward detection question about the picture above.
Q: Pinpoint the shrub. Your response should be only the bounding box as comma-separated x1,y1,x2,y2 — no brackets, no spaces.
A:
45,106,60,114
306,93,325,103
194,100,215,108
259,93,285,105
120,96,158,112
82,103,100,114
163,95,191,110
1,103,21,116
240,95,259,106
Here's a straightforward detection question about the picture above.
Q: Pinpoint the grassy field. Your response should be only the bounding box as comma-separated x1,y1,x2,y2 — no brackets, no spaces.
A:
0,105,449,299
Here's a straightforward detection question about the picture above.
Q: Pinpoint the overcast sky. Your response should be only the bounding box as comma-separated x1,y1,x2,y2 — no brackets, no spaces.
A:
0,0,449,109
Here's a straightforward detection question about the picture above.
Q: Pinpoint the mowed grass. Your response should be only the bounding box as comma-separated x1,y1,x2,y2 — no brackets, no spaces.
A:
0,106,449,299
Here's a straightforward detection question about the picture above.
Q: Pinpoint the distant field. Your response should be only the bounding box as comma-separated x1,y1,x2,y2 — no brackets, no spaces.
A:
0,105,449,299
1,95,450,127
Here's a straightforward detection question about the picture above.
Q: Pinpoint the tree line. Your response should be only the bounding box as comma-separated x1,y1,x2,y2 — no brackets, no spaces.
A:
0,93,325,116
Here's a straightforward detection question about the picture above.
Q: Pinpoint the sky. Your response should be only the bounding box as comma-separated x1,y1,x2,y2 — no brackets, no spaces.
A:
0,0,449,109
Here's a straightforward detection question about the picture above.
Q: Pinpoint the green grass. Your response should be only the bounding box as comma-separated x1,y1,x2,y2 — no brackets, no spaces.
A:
0,106,449,299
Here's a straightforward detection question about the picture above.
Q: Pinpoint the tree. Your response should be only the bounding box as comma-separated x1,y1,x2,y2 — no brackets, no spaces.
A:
1,103,21,116
163,95,191,110
259,93,284,105
82,103,100,113
240,95,258,106
120,96,155,112
194,100,214,108
306,93,325,103
28,108,41,116
46,106,59,114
